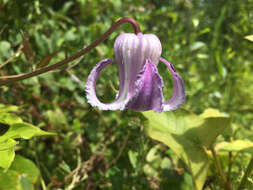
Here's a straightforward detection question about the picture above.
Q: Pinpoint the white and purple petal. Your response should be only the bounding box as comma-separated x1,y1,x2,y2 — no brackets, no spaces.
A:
114,33,162,96
85,58,129,110
126,59,164,113
160,58,186,111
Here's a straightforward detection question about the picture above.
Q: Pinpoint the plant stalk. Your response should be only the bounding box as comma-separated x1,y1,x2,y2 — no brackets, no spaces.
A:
211,146,232,190
0,17,141,86
237,156,253,190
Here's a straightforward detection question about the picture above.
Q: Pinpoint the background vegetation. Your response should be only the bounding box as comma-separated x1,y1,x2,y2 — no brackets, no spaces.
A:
0,0,252,189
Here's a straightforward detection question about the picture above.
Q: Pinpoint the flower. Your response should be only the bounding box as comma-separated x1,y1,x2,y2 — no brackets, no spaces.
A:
85,33,185,112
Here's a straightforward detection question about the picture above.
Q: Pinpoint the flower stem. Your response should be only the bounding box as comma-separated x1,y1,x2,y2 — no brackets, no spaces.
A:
0,17,141,86
237,156,253,190
210,146,232,190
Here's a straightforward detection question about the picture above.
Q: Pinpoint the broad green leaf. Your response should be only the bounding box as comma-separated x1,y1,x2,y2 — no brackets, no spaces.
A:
0,123,55,142
245,35,253,42
0,155,39,190
0,169,21,190
0,104,19,113
0,112,23,125
142,109,230,190
216,140,253,153
200,108,224,118
195,108,230,147
0,147,15,169
0,139,18,151
10,155,40,183
19,175,34,190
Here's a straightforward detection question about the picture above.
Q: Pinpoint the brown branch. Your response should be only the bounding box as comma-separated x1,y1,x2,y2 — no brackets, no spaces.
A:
0,17,141,86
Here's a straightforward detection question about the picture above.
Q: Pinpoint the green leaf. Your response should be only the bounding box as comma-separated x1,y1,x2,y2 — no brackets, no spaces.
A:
0,41,12,59
190,41,206,51
0,123,55,142
10,155,40,183
46,109,68,128
199,108,224,118
194,109,230,147
0,169,21,190
216,140,253,153
0,112,23,125
245,35,253,42
161,157,172,169
0,147,15,169
0,155,39,190
19,175,34,190
0,139,18,151
142,108,231,190
128,150,138,168
146,145,160,163
0,104,19,113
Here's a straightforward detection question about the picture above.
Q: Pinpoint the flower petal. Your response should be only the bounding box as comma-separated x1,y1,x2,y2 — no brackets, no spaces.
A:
126,59,164,112
85,58,129,110
114,33,162,96
160,58,186,111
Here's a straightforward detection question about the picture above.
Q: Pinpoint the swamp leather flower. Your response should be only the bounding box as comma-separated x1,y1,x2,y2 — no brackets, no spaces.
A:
85,33,185,112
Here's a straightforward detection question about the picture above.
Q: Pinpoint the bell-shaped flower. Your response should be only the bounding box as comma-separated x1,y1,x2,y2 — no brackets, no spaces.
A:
85,33,185,112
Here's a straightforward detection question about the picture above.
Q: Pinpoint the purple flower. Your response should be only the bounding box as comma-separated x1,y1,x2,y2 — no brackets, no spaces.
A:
85,33,185,112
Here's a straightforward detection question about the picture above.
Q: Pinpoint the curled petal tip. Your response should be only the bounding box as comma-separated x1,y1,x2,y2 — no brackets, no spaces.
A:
160,58,186,111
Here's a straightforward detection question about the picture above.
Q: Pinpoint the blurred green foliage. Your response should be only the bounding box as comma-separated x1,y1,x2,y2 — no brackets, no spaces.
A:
0,0,252,189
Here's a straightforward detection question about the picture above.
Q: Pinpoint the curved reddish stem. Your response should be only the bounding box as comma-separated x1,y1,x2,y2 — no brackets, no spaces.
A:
0,17,141,86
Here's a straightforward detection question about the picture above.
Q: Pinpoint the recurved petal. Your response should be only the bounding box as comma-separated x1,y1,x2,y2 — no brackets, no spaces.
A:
85,58,128,110
126,59,164,113
160,58,186,111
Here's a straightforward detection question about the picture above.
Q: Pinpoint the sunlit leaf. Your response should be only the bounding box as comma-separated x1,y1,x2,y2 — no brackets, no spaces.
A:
216,140,253,153
190,41,206,51
0,155,39,190
0,112,23,125
142,108,231,190
10,155,40,183
0,104,19,113
19,175,34,190
0,147,15,169
0,139,18,151
0,122,55,142
146,145,160,163
128,150,138,168
0,169,20,190
244,35,253,42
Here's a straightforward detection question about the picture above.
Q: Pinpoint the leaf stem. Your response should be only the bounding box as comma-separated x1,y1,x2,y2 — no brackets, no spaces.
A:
237,156,253,190
210,146,232,190
0,17,141,86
